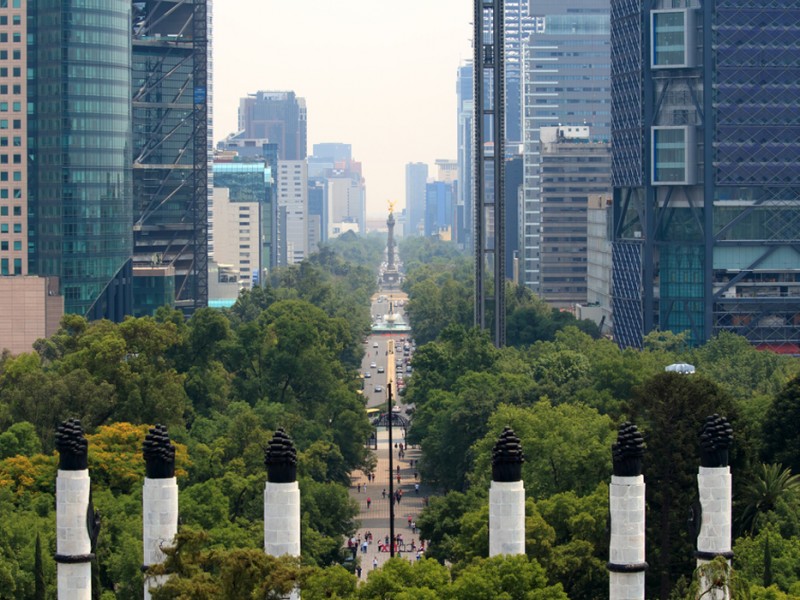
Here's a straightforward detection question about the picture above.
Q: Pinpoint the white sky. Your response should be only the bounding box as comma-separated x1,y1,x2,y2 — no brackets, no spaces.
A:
213,0,473,216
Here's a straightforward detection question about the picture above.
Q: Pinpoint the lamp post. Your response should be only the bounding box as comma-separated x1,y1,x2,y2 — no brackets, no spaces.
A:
387,382,395,558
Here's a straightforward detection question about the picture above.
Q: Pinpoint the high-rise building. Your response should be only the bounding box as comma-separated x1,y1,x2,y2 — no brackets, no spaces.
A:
327,176,365,239
505,0,538,146
132,0,212,314
521,0,611,294
28,0,134,319
424,181,454,238
538,127,611,307
212,161,273,286
277,160,308,265
611,0,800,350
405,162,428,237
456,62,473,249
238,91,307,160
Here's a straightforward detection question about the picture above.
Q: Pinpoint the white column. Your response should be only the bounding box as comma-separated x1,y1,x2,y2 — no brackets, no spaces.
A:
608,474,646,600
143,477,178,600
264,481,301,557
696,466,733,600
56,469,92,600
489,479,525,557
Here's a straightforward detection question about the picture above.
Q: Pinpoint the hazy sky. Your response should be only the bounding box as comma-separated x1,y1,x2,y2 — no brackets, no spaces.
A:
213,1,473,216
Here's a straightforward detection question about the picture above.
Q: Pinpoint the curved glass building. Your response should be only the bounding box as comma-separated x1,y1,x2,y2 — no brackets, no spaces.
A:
29,0,133,318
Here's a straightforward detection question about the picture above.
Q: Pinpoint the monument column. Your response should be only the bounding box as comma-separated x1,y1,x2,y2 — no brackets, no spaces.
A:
489,427,526,556
607,422,647,600
695,415,734,600
264,428,300,558
55,419,96,600
142,424,178,600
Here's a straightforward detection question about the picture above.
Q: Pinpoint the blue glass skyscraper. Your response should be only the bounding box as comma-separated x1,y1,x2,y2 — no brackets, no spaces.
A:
611,0,800,350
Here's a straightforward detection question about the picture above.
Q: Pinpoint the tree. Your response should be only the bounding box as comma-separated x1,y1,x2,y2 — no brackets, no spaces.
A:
628,372,736,600
762,375,800,474
447,554,568,600
739,464,800,535
469,402,615,499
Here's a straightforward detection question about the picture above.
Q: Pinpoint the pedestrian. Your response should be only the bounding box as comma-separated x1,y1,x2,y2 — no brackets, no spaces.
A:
382,488,386,499
373,557,378,570
357,482,361,493
362,540,368,554
412,521,416,534
396,473,401,484
356,565,362,578
414,471,418,481
385,534,390,546
407,515,412,528
396,465,400,474
414,483,419,495
366,496,371,509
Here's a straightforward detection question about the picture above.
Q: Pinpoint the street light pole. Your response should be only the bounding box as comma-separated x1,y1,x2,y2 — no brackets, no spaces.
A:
387,382,395,558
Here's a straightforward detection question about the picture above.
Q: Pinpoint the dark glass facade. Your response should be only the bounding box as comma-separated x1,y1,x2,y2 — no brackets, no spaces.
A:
28,0,133,317
132,0,209,314
611,0,800,350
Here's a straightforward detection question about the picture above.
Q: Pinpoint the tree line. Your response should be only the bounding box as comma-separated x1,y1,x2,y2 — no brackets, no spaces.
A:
399,238,800,599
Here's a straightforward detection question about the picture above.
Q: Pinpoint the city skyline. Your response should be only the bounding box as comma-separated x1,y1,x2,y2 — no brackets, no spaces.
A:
213,1,472,217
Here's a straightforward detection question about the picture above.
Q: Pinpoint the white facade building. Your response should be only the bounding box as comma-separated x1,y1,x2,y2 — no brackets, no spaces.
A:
278,160,309,265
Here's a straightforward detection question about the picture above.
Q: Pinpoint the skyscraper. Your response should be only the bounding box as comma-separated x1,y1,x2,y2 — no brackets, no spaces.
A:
456,62,474,249
520,0,611,294
132,0,211,314
611,0,800,350
405,162,428,237
277,160,308,265
504,0,537,146
238,91,307,160
29,0,134,319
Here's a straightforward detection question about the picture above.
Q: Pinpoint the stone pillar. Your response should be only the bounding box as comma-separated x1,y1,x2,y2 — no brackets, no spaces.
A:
489,427,525,557
142,425,178,600
264,428,300,600
696,415,734,600
608,422,647,600
55,419,96,600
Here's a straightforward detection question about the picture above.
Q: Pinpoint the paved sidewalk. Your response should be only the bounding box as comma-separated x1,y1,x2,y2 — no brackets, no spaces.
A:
347,427,433,579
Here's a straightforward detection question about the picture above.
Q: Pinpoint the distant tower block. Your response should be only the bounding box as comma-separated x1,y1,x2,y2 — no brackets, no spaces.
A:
55,419,95,600
607,422,647,600
264,428,300,557
489,427,525,556
142,425,178,600
696,415,734,600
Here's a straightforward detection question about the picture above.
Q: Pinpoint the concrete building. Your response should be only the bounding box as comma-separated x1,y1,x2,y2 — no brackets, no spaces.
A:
578,194,614,334
405,162,428,237
278,160,308,265
538,127,611,308
521,0,611,294
0,276,63,355
212,161,274,284
611,0,800,349
327,176,365,239
237,91,307,160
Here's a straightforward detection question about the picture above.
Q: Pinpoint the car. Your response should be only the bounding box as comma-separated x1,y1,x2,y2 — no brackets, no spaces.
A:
377,366,385,373
364,372,371,378
374,385,383,393
372,342,379,348
370,361,377,368
406,365,412,373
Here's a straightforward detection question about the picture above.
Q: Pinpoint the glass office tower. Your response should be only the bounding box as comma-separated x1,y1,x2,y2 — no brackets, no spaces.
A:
29,0,134,318
132,0,211,314
611,0,800,350
520,0,611,294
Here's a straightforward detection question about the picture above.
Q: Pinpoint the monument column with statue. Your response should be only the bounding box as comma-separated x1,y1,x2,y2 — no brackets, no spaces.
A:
383,200,400,287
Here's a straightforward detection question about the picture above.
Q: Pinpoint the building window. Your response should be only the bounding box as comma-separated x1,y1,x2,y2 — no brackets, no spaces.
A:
652,126,696,185
651,9,696,69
